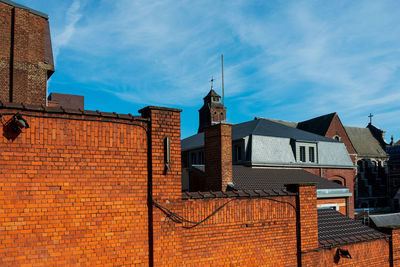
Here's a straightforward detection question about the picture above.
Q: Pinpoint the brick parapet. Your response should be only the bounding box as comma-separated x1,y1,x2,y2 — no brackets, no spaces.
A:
0,108,149,265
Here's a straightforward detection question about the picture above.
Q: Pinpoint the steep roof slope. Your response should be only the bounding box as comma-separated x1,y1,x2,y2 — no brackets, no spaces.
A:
232,166,345,191
297,112,336,136
318,209,387,248
344,126,387,157
233,118,338,142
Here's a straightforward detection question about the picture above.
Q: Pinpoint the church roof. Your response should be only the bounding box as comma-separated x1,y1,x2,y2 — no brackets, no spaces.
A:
297,112,337,136
260,118,298,128
204,89,221,99
344,126,387,157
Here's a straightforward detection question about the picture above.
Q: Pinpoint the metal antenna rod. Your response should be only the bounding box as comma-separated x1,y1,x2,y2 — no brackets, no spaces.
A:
221,54,224,105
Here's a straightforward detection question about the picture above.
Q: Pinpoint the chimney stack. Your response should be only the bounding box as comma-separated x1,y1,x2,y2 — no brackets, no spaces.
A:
204,123,232,191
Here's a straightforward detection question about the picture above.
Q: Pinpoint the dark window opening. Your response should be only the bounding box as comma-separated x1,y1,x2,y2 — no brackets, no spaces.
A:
357,160,364,172
333,180,343,185
235,145,242,161
191,153,197,165
309,147,315,162
198,151,204,165
300,146,306,162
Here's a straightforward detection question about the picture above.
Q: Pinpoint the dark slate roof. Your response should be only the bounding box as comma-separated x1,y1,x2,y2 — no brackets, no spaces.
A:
369,213,400,228
344,126,387,157
263,118,298,128
182,188,296,200
182,118,337,151
0,0,48,18
182,132,204,150
232,166,345,191
318,209,387,248
204,89,221,99
232,118,338,142
297,112,336,136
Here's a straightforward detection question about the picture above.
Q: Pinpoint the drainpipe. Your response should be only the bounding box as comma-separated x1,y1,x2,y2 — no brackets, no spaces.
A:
146,122,154,267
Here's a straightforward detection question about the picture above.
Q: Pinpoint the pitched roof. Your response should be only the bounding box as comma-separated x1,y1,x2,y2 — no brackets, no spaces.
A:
344,126,387,157
233,118,338,142
369,212,400,228
297,112,336,136
204,89,221,99
182,118,338,151
318,209,387,248
232,166,345,191
260,118,298,128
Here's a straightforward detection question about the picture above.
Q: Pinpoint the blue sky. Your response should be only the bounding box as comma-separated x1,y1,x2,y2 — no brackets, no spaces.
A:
19,0,400,140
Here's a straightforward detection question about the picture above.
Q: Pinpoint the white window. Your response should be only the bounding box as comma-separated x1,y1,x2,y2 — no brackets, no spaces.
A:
296,142,317,163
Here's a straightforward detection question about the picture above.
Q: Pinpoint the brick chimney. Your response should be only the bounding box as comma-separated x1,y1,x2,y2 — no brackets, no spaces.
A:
204,123,232,191
0,1,54,106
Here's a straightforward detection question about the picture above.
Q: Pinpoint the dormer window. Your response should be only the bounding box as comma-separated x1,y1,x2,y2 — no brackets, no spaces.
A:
295,142,317,163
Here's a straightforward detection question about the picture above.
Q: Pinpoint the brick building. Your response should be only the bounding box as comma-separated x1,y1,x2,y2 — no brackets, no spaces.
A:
0,0,54,106
182,90,357,217
2,1,400,266
268,112,391,210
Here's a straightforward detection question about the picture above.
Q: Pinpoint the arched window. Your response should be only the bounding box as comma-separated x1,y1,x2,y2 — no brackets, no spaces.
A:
357,160,364,172
372,161,377,172
333,135,341,141
333,180,343,185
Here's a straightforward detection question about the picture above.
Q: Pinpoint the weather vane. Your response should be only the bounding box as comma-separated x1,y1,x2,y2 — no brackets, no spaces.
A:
210,76,215,89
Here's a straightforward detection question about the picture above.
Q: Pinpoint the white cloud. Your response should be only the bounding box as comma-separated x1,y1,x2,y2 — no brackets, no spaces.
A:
52,0,82,62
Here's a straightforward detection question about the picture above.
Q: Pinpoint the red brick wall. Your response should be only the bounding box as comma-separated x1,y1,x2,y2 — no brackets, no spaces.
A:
0,109,149,265
325,114,357,160
390,228,400,267
180,196,298,266
0,2,53,105
311,239,389,266
0,2,13,102
317,198,348,216
303,167,356,218
139,106,184,266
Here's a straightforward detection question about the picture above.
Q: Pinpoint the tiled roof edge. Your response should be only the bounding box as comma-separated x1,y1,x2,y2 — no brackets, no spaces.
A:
0,101,149,122
182,189,297,200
